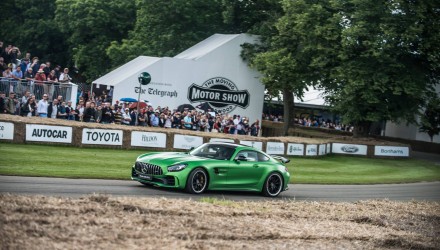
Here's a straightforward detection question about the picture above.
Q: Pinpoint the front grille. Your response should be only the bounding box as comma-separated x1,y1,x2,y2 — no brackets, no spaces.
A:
135,162,163,175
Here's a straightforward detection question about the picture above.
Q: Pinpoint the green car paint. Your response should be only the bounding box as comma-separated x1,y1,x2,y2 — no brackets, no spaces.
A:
131,143,291,197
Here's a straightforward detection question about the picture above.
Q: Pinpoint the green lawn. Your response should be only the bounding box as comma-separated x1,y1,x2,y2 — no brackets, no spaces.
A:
0,142,439,184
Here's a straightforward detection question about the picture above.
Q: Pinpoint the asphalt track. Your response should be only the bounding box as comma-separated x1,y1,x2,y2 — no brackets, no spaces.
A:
1,176,439,202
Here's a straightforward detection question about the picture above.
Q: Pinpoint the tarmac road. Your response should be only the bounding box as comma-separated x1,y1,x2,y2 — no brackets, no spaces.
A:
1,175,439,202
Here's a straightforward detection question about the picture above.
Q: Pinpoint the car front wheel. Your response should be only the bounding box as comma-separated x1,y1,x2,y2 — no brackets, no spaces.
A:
186,168,208,194
262,172,283,197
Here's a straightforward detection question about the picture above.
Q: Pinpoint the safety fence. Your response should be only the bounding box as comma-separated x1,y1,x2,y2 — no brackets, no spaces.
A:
0,77,75,102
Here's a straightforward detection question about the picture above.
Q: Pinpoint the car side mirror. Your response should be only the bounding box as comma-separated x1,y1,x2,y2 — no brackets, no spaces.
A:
235,155,247,161
186,147,194,154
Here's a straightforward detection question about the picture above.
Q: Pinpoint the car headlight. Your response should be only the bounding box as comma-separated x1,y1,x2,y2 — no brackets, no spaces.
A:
167,164,187,172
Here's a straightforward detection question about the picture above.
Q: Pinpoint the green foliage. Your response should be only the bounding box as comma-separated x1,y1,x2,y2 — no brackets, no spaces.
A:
419,96,440,142
106,0,228,68
55,0,136,81
0,0,67,65
325,0,439,134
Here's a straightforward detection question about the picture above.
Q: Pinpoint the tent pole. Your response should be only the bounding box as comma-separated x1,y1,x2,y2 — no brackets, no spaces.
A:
135,81,141,126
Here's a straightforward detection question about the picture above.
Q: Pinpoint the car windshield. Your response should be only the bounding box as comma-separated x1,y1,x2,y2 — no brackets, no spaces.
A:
190,144,236,160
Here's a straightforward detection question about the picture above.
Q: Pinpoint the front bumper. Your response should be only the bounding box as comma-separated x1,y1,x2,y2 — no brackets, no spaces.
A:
131,166,182,188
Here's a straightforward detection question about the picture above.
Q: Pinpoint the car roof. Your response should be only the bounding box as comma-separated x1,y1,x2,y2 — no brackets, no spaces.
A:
206,142,258,151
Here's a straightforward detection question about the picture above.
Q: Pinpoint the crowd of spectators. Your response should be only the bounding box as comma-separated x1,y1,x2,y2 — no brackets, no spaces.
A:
0,89,261,136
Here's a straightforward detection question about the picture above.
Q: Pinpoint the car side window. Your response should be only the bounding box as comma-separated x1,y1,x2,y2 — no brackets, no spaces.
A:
257,152,270,162
236,150,258,162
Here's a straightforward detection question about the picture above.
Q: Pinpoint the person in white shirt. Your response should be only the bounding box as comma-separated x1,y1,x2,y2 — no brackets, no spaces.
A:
59,68,72,83
36,94,49,117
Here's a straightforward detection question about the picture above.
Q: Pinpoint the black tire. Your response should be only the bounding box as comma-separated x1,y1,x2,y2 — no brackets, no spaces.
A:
262,172,283,197
185,168,208,194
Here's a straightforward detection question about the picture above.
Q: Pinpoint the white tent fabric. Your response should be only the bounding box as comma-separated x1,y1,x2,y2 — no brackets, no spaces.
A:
93,56,161,86
174,34,241,60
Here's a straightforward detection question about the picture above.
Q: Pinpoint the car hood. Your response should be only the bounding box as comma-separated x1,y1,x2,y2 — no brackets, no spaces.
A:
138,152,207,166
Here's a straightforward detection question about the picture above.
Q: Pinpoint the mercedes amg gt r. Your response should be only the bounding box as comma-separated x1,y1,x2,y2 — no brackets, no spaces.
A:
131,142,291,197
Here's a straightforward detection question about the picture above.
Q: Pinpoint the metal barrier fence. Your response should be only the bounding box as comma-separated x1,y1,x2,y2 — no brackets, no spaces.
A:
0,77,74,102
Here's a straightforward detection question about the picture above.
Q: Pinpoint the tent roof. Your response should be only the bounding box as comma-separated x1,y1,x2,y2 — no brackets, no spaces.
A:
93,56,160,86
174,34,241,60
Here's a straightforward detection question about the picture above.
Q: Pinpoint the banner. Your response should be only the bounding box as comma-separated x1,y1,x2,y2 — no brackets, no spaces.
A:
332,143,367,155
0,122,14,140
318,144,327,156
26,124,72,143
287,143,304,156
131,131,166,148
173,134,203,149
240,140,263,151
266,142,285,155
374,146,409,157
306,144,318,156
82,128,123,145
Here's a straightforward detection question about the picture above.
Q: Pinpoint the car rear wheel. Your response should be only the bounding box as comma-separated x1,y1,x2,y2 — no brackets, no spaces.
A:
262,172,283,197
186,168,208,194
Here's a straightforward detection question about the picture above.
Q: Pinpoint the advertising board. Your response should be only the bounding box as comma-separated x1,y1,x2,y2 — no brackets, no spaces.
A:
0,122,14,140
26,124,72,143
131,131,166,148
82,128,123,145
173,134,203,149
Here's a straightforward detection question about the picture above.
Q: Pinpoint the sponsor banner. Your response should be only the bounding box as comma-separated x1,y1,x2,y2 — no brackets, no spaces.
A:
210,138,235,143
0,122,14,140
266,142,285,155
374,146,409,157
26,124,72,143
318,144,327,156
287,143,304,156
326,143,331,154
131,131,166,148
240,140,263,151
82,128,123,145
332,143,367,155
173,134,203,149
306,144,318,156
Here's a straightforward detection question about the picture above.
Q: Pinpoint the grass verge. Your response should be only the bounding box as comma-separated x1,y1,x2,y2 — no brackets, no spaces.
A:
0,142,439,184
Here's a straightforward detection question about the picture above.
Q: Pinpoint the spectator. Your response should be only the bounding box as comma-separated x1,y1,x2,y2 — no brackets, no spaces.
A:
11,67,22,93
250,119,260,136
5,92,18,115
172,112,182,129
74,100,85,121
83,102,96,122
58,101,68,119
21,91,30,105
66,100,76,120
36,94,49,117
114,106,122,124
121,108,131,125
19,58,29,73
0,91,6,113
30,57,40,74
183,112,193,129
7,46,21,67
199,115,210,132
47,99,59,119
95,105,102,123
59,68,71,83
21,97,36,117
47,70,58,99
101,103,112,124
150,110,159,127
43,61,51,77
158,113,166,127
0,57,7,76
34,68,46,98
54,65,61,79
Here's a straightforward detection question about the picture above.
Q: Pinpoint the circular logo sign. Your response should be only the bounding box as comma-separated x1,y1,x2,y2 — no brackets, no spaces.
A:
187,77,250,114
138,72,151,85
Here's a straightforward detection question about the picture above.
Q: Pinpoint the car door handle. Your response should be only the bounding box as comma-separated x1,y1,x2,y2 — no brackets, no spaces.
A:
253,164,259,168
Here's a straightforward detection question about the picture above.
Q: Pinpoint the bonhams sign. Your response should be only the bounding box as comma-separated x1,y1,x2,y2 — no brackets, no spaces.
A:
26,124,72,143
374,146,409,157
82,128,122,145
188,77,250,113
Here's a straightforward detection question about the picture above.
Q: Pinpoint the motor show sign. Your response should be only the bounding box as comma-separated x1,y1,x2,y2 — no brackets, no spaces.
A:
0,122,14,140
173,134,203,149
240,140,263,151
131,131,166,148
374,146,409,157
287,143,304,156
266,142,284,155
187,77,250,114
82,128,123,145
332,143,367,155
26,124,72,143
306,144,318,156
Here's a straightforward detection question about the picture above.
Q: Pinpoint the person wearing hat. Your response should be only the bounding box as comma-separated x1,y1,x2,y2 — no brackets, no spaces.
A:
34,67,47,98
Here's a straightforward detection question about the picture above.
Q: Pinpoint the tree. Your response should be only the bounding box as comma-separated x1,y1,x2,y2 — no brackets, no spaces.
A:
324,0,439,137
419,96,440,142
242,0,341,135
0,0,68,66
55,0,136,82
106,0,228,68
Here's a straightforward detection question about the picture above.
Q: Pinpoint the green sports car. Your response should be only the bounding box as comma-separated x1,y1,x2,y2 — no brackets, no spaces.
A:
131,142,291,197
